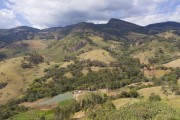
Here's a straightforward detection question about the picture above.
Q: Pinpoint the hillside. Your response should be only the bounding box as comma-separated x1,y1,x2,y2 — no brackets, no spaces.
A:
146,21,180,33
0,19,180,120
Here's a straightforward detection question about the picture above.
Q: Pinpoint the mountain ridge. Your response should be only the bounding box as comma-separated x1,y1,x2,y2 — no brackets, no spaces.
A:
0,18,180,43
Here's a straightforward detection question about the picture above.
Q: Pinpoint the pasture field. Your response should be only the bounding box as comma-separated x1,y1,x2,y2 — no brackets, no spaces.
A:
78,49,116,64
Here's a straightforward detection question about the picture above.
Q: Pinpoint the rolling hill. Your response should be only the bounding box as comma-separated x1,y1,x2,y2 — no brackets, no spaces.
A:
0,18,180,120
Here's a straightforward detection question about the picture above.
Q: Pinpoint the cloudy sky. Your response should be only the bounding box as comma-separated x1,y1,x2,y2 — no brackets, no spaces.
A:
0,0,179,29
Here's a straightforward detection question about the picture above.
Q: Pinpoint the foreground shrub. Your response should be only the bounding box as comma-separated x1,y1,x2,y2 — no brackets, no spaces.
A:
88,101,180,120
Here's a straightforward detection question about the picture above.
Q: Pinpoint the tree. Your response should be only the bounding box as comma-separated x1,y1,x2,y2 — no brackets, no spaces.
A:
25,53,44,65
129,90,139,98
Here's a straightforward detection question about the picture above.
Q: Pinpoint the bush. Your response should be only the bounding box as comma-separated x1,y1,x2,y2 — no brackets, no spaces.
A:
129,90,139,98
0,52,7,59
119,90,139,98
24,53,44,65
149,93,161,102
21,62,32,68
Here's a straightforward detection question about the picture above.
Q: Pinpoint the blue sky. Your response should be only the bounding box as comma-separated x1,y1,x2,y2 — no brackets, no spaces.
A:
0,0,179,29
0,0,5,8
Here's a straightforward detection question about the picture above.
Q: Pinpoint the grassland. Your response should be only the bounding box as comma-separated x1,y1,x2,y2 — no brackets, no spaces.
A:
0,39,48,60
60,61,74,68
137,86,180,100
11,110,54,120
132,38,180,65
112,98,140,110
143,69,171,78
78,49,116,64
133,51,154,64
0,57,57,104
158,31,180,39
164,59,180,68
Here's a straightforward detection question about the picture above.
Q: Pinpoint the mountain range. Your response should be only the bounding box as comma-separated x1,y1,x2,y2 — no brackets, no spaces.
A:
0,18,180,43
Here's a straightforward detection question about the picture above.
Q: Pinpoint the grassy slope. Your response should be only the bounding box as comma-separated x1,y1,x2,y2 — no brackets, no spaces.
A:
164,59,180,68
131,34,180,64
1,31,180,119
40,35,121,63
112,98,140,110
0,39,48,60
78,49,116,64
143,69,171,78
0,57,57,104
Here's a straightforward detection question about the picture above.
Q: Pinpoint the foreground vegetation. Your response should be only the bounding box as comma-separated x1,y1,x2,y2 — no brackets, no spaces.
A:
89,101,180,120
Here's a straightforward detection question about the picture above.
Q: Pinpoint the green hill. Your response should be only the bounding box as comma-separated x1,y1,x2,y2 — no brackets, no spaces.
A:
0,19,180,120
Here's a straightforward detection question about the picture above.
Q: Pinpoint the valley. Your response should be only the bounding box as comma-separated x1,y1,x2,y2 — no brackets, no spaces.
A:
0,18,180,120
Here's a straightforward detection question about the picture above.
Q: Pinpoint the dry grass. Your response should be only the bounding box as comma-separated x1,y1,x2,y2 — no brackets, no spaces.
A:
137,86,178,100
166,98,180,109
143,69,171,78
60,61,74,68
113,98,140,110
178,79,180,85
128,82,154,87
97,88,130,97
78,49,116,64
81,68,89,76
164,59,180,68
64,72,73,79
91,66,101,72
18,40,48,50
1,39,47,52
133,51,154,64
73,111,85,119
0,57,55,104
158,31,180,39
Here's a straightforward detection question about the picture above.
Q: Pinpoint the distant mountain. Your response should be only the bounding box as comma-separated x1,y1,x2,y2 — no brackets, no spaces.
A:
0,19,180,43
0,26,40,43
146,21,180,34
96,18,149,36
107,18,143,30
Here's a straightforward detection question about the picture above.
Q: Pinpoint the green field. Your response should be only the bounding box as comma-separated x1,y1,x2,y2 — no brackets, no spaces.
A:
38,92,73,106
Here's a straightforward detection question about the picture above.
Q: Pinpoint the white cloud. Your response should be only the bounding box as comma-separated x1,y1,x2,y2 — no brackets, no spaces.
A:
0,9,21,29
124,5,180,26
4,0,180,28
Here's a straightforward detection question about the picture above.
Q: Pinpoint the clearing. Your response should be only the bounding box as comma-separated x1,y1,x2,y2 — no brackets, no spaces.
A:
164,59,180,68
137,86,179,100
78,49,116,64
112,98,140,110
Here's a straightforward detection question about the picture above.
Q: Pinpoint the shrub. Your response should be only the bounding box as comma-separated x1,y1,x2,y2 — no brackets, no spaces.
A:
119,90,139,98
24,53,44,65
21,62,32,68
148,93,161,102
0,52,7,59
129,90,139,98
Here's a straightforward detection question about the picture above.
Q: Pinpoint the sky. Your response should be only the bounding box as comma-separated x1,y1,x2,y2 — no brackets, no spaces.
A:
0,0,179,29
